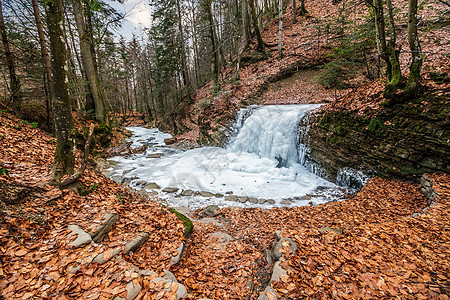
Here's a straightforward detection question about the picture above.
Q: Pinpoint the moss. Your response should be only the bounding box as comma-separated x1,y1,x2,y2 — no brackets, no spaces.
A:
169,208,193,238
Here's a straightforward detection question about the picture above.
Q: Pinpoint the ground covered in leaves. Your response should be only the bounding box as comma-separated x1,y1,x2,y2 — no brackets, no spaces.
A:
1,111,449,299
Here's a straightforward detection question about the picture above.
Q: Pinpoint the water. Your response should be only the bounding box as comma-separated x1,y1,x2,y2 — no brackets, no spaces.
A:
106,105,343,209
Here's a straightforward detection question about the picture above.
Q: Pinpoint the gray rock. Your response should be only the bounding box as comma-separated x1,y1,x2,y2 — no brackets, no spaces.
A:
214,193,224,198
274,231,282,241
174,206,192,217
273,237,297,261
126,280,142,300
162,187,179,193
225,195,238,201
212,232,233,243
280,200,290,205
125,232,149,254
147,153,164,159
170,243,184,265
270,260,288,283
163,269,178,282
68,225,92,248
266,199,276,204
249,197,258,203
258,198,266,204
300,195,312,200
90,212,119,243
264,249,273,266
146,190,158,196
239,196,248,203
199,218,223,227
181,189,193,196
144,182,160,190
199,191,214,197
134,180,147,187
258,286,278,300
139,269,157,277
318,227,342,235
151,277,187,299
93,247,121,264
203,205,220,217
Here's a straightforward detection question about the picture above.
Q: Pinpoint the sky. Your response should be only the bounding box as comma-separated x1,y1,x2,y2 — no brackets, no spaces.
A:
105,0,153,40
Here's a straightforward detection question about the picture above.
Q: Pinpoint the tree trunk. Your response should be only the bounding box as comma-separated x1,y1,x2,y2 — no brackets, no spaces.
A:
31,0,52,127
277,0,283,59
404,0,422,98
242,0,251,50
293,0,297,23
383,0,402,98
205,0,220,90
249,0,266,54
300,0,307,15
372,0,392,84
176,0,190,89
0,0,21,117
72,0,106,123
45,0,76,180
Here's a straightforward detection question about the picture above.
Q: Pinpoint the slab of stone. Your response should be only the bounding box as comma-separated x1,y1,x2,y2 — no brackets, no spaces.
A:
266,199,276,204
318,227,342,235
125,232,149,254
163,269,178,282
225,195,238,201
90,212,119,243
68,225,92,248
162,187,179,193
214,193,224,198
203,205,220,217
151,277,188,299
249,197,258,203
144,182,160,190
174,206,192,217
199,218,223,227
199,191,214,197
273,237,297,261
270,260,288,283
93,247,121,264
280,200,290,205
181,189,193,196
170,243,184,265
147,153,164,159
300,195,312,200
258,198,266,204
239,196,248,203
146,190,158,196
126,280,142,300
212,231,233,243
257,286,278,300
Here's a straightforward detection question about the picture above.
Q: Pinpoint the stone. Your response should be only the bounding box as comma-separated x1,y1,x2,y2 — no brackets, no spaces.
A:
214,193,224,198
239,196,248,203
203,205,220,217
225,195,238,201
181,189,193,196
146,153,164,159
257,286,278,300
280,200,290,205
162,187,178,193
274,231,282,241
273,237,297,261
164,137,177,145
151,277,188,299
134,180,147,187
413,213,419,217
266,199,276,204
125,232,149,254
270,260,288,283
126,280,142,300
258,198,266,204
249,197,258,203
163,269,178,282
199,218,223,227
264,249,273,266
199,191,214,197
146,190,158,196
225,191,233,194
212,232,233,243
90,212,119,243
170,243,184,265
67,225,92,248
174,206,192,217
93,247,121,264
300,195,312,200
144,182,160,190
318,227,342,235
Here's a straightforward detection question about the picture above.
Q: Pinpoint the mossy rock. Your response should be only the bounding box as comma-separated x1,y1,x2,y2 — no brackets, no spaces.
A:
169,208,193,238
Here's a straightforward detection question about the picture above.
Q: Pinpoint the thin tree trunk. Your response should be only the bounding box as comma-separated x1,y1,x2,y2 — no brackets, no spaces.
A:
72,0,106,123
404,0,422,98
372,0,392,80
205,0,220,90
242,0,251,50
300,0,307,15
31,0,52,127
176,0,190,89
249,0,266,54
293,0,297,23
383,0,402,98
0,0,21,117
277,0,283,59
45,0,76,180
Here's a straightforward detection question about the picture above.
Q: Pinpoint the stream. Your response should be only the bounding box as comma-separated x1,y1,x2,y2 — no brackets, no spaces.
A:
105,105,348,210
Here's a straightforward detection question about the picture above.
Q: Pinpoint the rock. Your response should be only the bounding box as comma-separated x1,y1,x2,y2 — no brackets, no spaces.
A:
174,206,192,217
146,190,158,196
280,200,290,205
203,205,220,217
249,197,258,203
125,232,149,254
199,191,214,197
162,187,179,193
151,277,188,299
134,180,147,187
93,247,121,264
239,196,248,203
273,237,297,261
164,137,177,145
413,213,419,217
266,199,276,204
264,249,273,266
90,212,119,243
270,260,288,283
300,195,312,200
144,182,160,190
126,280,142,300
67,225,92,248
225,195,238,201
225,191,233,194
181,189,193,196
258,198,266,204
318,227,342,235
214,193,224,198
170,243,184,265
199,218,223,227
163,269,178,282
212,232,233,243
274,231,282,241
258,286,278,300
146,153,164,159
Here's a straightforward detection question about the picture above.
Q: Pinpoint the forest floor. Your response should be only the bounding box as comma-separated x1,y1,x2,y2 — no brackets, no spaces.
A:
1,110,449,299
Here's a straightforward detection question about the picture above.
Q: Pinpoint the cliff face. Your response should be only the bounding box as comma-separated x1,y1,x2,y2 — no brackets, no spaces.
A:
301,93,450,183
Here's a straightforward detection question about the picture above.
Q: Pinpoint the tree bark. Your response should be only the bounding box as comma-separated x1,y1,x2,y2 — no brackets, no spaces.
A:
31,0,52,127
383,0,402,98
277,0,283,59
300,0,307,15
176,0,190,89
404,0,422,98
242,0,251,50
292,0,297,23
205,0,220,90
249,0,266,54
0,0,21,117
72,0,107,123
45,0,76,180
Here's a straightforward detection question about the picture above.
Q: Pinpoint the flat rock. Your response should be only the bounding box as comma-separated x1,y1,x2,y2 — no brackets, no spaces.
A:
146,190,158,196
125,232,149,254
199,218,223,227
170,243,184,265
151,277,188,299
199,191,214,197
181,189,193,196
162,187,179,193
212,231,233,243
318,227,342,235
93,247,121,264
126,280,142,300
300,195,312,200
266,199,276,204
225,195,238,201
258,286,278,300
174,206,192,217
90,212,119,243
214,193,224,198
68,225,92,248
147,153,164,159
144,182,160,189
280,200,291,205
249,197,258,203
203,205,220,217
239,196,248,203
258,198,266,204
273,237,297,261
270,260,288,283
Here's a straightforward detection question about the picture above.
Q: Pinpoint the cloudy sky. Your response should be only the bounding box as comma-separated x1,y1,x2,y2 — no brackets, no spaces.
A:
106,0,153,39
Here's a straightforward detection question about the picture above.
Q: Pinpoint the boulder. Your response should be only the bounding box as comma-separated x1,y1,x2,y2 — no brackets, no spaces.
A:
89,212,119,243
164,137,177,145
199,191,214,197
181,189,193,196
203,205,220,217
239,196,248,203
249,197,258,203
144,182,160,190
125,232,149,254
170,243,184,265
67,225,92,248
162,187,179,193
225,195,238,201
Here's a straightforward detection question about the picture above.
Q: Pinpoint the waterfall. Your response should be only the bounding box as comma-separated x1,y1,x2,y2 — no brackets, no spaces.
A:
227,104,321,168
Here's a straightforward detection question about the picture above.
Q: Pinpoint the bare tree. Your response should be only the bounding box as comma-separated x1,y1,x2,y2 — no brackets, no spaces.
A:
278,0,283,59
404,0,422,98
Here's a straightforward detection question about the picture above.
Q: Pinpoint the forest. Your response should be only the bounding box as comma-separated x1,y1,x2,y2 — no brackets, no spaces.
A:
0,0,449,299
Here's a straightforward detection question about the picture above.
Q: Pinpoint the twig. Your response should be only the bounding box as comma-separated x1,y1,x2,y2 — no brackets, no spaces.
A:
60,123,95,187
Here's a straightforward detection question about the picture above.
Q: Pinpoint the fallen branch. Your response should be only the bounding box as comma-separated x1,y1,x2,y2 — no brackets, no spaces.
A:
60,123,95,188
